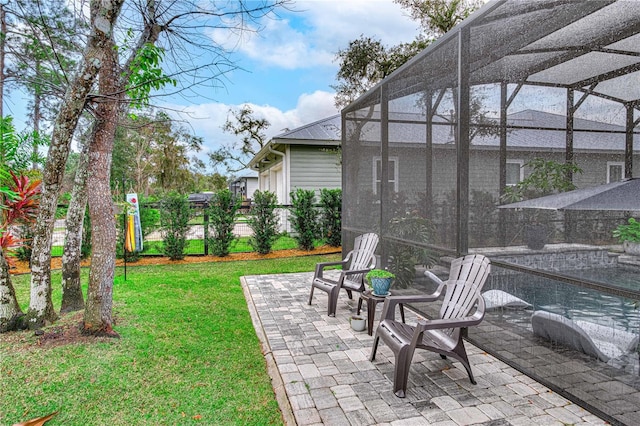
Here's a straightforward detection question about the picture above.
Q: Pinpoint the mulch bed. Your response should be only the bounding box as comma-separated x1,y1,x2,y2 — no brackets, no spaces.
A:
8,245,342,275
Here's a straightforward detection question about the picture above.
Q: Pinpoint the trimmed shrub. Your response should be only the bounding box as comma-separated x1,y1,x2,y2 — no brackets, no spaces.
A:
140,206,160,240
319,188,341,247
247,190,279,254
207,189,241,257
160,193,191,260
289,188,318,251
81,206,91,259
14,225,34,264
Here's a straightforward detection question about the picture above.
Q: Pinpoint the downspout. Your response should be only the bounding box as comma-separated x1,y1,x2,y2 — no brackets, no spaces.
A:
267,145,287,232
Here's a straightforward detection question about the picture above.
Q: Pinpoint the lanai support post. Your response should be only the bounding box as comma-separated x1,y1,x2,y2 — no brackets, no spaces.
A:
456,27,471,256
565,89,575,243
625,104,635,179
425,90,434,219
498,83,508,246
380,83,391,267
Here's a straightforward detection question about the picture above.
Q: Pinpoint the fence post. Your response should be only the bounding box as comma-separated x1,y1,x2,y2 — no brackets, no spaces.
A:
203,205,209,256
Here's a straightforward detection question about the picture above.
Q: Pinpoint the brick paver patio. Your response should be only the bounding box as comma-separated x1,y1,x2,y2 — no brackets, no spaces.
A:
242,271,608,425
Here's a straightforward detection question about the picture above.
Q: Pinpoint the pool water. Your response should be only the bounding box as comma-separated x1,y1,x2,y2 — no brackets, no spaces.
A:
565,266,640,292
487,267,640,334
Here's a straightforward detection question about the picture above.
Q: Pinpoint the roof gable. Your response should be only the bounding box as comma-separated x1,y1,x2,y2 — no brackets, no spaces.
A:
273,114,341,142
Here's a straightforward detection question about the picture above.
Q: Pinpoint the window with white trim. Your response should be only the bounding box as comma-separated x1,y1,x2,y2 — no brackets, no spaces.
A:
506,160,524,186
607,162,624,183
373,157,399,194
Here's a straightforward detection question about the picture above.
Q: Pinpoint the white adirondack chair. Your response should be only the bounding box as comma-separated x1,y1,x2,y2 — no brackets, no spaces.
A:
308,233,379,317
370,254,491,397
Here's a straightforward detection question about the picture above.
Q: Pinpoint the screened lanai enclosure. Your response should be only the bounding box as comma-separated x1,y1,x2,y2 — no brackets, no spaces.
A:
341,1,640,424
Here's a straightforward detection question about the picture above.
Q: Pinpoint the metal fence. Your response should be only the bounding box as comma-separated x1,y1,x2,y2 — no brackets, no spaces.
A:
50,204,296,257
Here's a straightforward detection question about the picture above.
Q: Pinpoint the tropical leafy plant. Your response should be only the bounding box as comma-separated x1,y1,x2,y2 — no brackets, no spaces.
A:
0,116,48,172
0,168,17,206
0,172,42,261
613,218,640,243
502,158,582,203
386,214,438,288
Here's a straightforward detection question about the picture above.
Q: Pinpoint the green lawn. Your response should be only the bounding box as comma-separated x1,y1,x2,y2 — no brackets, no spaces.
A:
51,235,320,257
138,235,307,256
1,253,341,425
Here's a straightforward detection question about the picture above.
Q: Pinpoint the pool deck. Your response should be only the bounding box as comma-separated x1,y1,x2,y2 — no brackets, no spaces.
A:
241,271,608,426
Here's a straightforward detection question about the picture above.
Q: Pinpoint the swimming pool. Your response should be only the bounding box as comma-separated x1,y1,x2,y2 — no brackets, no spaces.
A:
487,267,640,334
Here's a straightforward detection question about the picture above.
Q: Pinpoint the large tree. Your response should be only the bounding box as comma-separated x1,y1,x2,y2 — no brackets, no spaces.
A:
150,113,203,194
77,0,288,334
5,0,289,332
333,0,481,108
26,0,125,329
333,36,428,109
3,0,83,167
112,111,205,196
83,35,121,335
393,0,481,37
209,104,270,173
60,140,89,313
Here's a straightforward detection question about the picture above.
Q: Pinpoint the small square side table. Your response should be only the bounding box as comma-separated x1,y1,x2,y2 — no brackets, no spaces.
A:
357,290,406,336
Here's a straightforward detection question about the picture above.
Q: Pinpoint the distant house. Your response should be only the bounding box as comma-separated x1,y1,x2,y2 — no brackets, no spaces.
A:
248,114,341,232
248,114,342,201
247,109,638,233
229,173,259,201
346,109,639,205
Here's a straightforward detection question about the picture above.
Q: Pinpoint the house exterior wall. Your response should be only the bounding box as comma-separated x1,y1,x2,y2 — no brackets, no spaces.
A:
244,177,259,199
288,145,341,195
256,145,341,234
354,144,638,205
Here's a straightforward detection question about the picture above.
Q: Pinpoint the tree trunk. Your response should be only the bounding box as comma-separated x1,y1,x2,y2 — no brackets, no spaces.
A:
83,38,120,337
0,4,5,118
0,248,25,332
27,0,124,329
32,67,42,170
60,142,90,313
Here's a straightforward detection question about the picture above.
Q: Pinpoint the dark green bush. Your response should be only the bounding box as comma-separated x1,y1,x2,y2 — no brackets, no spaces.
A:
141,206,160,238
319,188,341,247
289,188,318,251
81,206,91,259
247,190,279,254
160,193,191,260
14,225,34,264
207,189,241,257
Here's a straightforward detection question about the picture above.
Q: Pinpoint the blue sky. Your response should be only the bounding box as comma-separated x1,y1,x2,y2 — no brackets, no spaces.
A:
5,0,421,170
163,0,422,165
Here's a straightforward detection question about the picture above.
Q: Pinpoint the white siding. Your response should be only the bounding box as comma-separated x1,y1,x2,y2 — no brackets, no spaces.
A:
245,178,259,199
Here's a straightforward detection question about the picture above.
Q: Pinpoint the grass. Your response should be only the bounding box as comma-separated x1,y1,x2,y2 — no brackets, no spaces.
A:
1,253,341,425
138,235,304,256
51,235,321,257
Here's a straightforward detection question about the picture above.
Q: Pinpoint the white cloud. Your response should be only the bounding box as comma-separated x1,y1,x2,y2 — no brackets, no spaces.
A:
165,90,339,168
209,0,420,70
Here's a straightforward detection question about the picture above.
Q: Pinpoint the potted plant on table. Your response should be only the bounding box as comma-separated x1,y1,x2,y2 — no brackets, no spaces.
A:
613,218,640,255
366,269,395,296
